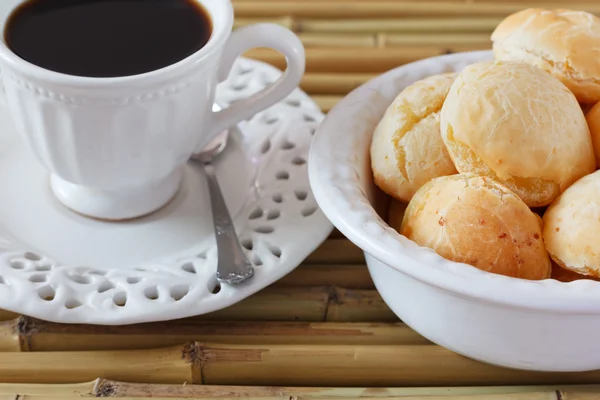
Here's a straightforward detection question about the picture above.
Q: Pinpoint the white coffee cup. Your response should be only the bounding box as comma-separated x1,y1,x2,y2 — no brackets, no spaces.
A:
0,0,305,220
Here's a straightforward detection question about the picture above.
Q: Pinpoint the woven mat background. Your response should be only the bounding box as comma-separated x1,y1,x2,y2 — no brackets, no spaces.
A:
2,1,600,398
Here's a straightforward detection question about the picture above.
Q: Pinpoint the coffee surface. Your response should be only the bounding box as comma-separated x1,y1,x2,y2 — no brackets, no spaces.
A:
4,0,212,78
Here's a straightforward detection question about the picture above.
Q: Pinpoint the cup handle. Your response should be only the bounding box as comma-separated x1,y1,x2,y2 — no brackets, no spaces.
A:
206,23,305,139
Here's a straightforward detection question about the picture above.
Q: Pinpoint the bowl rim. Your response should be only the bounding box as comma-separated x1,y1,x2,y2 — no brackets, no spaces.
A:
308,49,600,313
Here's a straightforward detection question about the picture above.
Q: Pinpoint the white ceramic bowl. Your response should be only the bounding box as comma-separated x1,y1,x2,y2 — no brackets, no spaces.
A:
309,50,600,373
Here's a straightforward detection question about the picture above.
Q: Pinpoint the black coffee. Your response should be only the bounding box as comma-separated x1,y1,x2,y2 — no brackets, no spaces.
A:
4,0,212,78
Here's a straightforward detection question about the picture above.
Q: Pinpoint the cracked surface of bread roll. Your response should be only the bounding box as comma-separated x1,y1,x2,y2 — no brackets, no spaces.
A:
543,170,600,278
491,8,600,104
371,73,457,203
440,60,595,208
585,101,600,167
398,174,551,280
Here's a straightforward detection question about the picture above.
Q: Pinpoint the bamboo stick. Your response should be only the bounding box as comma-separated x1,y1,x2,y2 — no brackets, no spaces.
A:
189,342,600,386
71,393,600,400
19,396,287,400
299,33,376,48
0,318,23,352
320,395,589,400
313,95,343,112
22,397,281,400
91,380,600,398
296,18,502,34
0,344,193,384
326,288,397,322
198,286,394,322
381,33,491,47
19,394,596,400
303,395,580,400
301,73,377,95
6,318,427,352
275,264,374,289
234,17,294,30
1,379,597,399
290,32,493,51
199,286,329,322
0,381,95,396
1,380,600,399
0,310,18,323
304,239,365,264
3,342,600,386
236,16,501,34
244,46,486,73
232,1,600,18
559,394,600,400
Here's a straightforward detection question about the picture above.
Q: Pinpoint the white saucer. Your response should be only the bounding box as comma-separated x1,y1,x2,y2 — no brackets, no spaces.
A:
0,58,332,325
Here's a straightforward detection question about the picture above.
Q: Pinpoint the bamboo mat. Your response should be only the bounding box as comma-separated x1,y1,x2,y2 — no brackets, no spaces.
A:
3,0,600,398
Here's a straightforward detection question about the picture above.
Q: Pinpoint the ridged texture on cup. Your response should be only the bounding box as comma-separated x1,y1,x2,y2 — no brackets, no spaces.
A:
585,101,600,167
491,8,600,104
398,174,551,280
440,60,595,207
370,73,458,203
543,170,600,278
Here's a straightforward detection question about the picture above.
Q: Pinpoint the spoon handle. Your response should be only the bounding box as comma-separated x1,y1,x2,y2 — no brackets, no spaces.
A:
203,162,255,285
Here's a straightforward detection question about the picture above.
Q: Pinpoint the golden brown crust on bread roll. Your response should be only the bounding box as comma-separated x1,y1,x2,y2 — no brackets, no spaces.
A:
543,170,600,278
371,73,457,203
440,61,595,207
491,8,600,104
398,174,551,280
586,101,600,167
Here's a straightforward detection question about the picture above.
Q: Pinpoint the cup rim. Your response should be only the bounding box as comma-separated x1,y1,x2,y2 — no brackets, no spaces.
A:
0,0,233,88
